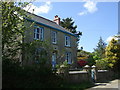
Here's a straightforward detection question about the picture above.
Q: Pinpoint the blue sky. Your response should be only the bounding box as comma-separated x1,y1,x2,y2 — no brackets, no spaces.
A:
24,1,118,52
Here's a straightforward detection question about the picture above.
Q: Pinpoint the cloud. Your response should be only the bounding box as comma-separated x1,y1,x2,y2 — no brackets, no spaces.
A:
106,36,114,43
23,1,52,15
78,0,98,16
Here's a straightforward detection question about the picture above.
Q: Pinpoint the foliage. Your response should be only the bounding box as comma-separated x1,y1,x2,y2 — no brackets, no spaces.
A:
56,60,70,74
94,37,106,59
85,53,96,66
2,2,30,61
60,17,82,45
105,39,120,72
77,50,90,57
77,50,95,66
95,58,108,70
60,17,77,33
3,59,63,88
77,60,87,67
22,40,53,67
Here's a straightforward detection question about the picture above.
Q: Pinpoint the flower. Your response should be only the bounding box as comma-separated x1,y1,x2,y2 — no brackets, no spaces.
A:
77,60,87,67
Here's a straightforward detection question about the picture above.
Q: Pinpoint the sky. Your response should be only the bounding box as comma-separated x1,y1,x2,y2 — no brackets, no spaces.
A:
24,1,118,52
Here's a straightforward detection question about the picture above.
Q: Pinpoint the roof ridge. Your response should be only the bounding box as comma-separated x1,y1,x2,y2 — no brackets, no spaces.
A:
27,11,56,24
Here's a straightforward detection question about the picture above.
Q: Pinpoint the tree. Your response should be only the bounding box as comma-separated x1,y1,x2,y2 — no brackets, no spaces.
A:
60,17,82,36
60,17,82,47
60,17,77,33
94,37,106,59
2,2,30,61
105,39,120,72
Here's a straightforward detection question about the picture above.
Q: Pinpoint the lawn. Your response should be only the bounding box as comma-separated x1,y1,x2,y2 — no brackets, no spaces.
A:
60,81,94,89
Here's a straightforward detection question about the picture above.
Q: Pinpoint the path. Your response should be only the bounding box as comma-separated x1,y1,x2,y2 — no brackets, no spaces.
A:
86,79,120,90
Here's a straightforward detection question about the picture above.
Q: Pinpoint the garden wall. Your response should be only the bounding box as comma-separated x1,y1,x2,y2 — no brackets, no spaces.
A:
63,70,115,83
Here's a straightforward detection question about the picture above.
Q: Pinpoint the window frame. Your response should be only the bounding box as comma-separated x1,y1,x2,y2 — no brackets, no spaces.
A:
65,52,72,64
34,26,44,41
51,31,57,44
65,35,71,47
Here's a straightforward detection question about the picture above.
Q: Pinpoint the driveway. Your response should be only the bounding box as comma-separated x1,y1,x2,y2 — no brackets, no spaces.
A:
86,79,120,90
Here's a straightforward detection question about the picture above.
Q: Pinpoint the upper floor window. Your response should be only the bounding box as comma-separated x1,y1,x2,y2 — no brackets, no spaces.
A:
51,31,57,44
65,35,70,47
65,52,72,64
34,26,44,40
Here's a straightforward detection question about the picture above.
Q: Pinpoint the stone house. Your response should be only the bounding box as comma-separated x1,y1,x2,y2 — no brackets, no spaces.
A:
22,12,78,68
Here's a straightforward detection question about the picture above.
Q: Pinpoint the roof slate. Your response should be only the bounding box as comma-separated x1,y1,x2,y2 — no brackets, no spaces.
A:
26,12,77,37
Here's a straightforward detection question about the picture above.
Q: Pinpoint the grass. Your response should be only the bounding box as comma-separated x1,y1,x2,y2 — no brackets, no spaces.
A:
60,81,94,89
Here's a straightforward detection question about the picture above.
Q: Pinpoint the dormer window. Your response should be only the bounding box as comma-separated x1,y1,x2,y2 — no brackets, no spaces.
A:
34,26,44,40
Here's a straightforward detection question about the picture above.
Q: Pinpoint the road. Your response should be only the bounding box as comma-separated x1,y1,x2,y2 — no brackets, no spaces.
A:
86,79,120,90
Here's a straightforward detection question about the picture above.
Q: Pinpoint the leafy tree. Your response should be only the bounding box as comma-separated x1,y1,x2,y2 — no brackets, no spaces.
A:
85,53,96,66
2,2,30,61
94,37,106,59
95,58,108,70
105,38,120,72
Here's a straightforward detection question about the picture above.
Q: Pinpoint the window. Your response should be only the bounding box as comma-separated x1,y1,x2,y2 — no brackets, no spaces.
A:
34,48,40,64
65,52,72,64
51,31,57,44
65,35,70,47
34,26,44,40
52,52,57,68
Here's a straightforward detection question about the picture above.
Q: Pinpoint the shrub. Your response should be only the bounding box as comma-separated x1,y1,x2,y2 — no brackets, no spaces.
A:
77,60,87,67
3,59,63,88
95,58,108,70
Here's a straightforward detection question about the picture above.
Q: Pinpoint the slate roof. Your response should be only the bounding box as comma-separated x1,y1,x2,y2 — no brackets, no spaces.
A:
26,12,77,37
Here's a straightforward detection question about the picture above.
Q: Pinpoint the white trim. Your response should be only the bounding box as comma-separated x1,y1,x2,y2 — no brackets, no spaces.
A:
65,35,71,47
52,31,57,44
66,52,72,64
34,26,44,41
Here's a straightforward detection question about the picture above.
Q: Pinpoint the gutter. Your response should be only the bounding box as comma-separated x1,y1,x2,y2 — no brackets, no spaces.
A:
25,18,78,38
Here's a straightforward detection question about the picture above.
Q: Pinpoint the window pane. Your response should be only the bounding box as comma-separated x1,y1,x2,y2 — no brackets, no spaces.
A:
34,33,36,39
37,28,39,33
40,29,43,40
37,34,39,39
52,31,57,43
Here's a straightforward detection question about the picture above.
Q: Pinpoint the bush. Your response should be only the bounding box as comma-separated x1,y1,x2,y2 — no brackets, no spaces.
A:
95,58,108,70
77,60,87,67
3,59,63,88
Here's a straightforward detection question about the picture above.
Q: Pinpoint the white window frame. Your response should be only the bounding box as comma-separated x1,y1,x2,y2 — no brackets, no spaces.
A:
34,26,44,41
65,35,71,47
65,52,72,64
51,31,57,44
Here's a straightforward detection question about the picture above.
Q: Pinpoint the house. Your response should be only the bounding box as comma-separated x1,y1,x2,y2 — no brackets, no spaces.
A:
22,12,78,68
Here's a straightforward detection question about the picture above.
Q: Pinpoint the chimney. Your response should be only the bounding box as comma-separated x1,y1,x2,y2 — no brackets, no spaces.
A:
53,15,60,25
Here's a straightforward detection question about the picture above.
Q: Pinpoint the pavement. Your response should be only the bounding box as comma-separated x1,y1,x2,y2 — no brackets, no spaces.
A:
86,79,120,90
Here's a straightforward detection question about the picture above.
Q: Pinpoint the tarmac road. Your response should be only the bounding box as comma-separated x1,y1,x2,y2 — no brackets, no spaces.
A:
86,79,120,90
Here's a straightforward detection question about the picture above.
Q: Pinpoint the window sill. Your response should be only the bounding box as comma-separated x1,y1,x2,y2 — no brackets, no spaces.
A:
65,45,71,48
52,42,57,45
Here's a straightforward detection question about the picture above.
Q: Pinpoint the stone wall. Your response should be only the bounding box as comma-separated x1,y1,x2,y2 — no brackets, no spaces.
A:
62,70,115,84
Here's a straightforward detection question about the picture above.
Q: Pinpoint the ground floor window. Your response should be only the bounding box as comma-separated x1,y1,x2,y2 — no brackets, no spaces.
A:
65,52,72,64
52,52,57,68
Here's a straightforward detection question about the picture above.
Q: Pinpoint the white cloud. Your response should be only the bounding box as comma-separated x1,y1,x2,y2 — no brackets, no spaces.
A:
23,1,52,15
106,36,114,43
78,0,98,16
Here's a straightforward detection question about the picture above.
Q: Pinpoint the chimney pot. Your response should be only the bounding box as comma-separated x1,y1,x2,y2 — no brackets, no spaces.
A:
53,15,60,25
